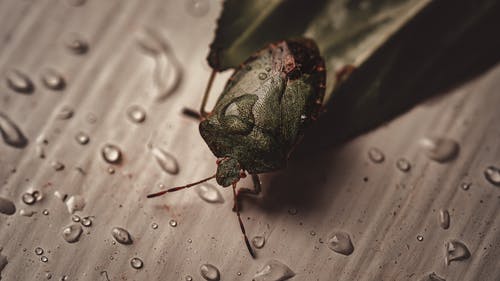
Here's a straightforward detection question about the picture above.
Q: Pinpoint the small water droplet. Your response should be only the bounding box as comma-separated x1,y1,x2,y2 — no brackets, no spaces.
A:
417,235,424,242
169,219,178,227
258,72,268,80
51,161,65,171
0,197,16,215
102,144,122,164
35,247,44,255
460,182,471,190
81,216,92,227
151,223,158,229
19,209,35,217
40,256,48,263
187,238,192,243
75,132,89,145
396,158,411,172
309,231,316,236
42,209,49,215
484,166,500,186
252,236,265,249
56,106,74,120
64,33,88,54
71,215,81,222
151,146,179,174
327,231,354,256
107,167,115,174
419,137,459,163
185,0,210,17
445,240,470,265
5,69,34,93
41,68,65,91
111,227,133,245
185,275,193,281
130,257,143,269
45,272,52,280
126,105,146,123
368,147,385,163
265,66,271,72
0,113,28,148
61,275,68,281
65,195,85,214
252,259,295,281
197,183,224,203
439,209,450,229
287,208,297,215
419,272,446,281
62,223,83,243
200,264,220,281
22,193,36,205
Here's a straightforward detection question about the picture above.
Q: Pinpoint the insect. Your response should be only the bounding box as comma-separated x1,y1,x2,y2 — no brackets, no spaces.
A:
147,38,326,258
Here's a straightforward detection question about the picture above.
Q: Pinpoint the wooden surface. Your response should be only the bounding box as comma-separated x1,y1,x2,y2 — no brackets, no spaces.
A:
0,1,499,280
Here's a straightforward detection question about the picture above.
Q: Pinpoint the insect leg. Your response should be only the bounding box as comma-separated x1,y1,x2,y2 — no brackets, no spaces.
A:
232,183,256,258
238,174,262,195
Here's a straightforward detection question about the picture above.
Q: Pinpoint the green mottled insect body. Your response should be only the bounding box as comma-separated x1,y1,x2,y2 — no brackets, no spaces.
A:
200,39,326,186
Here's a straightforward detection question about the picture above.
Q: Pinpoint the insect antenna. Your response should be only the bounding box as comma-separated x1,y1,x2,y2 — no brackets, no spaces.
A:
232,183,256,258
146,174,216,198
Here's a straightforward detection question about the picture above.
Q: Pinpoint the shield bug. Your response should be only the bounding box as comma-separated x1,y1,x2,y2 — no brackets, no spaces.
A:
147,38,326,258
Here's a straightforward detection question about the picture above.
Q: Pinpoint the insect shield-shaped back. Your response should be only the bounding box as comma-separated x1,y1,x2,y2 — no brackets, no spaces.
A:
200,39,326,174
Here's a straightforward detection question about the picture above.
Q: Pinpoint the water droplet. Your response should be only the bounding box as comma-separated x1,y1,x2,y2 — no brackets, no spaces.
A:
396,158,411,172
309,231,316,236
327,231,354,256
484,166,500,186
287,208,297,215
111,227,133,245
151,147,179,174
41,256,48,263
51,161,65,171
0,113,28,148
445,240,470,265
19,209,35,217
54,190,67,202
185,275,193,281
252,236,265,249
102,144,122,164
126,105,146,123
368,147,385,163
419,272,446,281
107,167,115,174
169,219,178,227
42,209,49,215
258,72,268,80
61,275,68,281
0,197,16,215
81,216,92,227
75,132,89,145
34,247,44,255
22,192,36,205
200,264,220,281
252,259,295,281
65,195,85,214
197,183,224,203
71,215,80,222
56,106,74,120
185,0,210,17
62,223,83,243
5,69,34,93
460,182,471,190
130,257,143,269
41,68,65,91
64,33,88,55
45,272,52,279
439,209,450,229
151,223,158,229
265,66,271,72
419,137,459,163
136,28,182,101
417,235,424,242
187,238,192,243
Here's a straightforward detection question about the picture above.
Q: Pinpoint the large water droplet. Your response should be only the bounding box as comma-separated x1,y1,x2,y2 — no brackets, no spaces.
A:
197,183,224,203
130,257,143,269
21,193,36,205
151,147,179,174
40,68,65,91
0,197,16,215
65,195,85,214
484,166,500,186
419,272,446,281
327,231,354,256
445,240,470,265
0,113,28,148
368,147,385,163
185,0,210,17
200,264,220,281
111,227,133,245
5,69,34,94
396,158,411,172
419,137,459,163
75,132,89,145
56,106,74,120
137,28,182,101
252,236,265,249
439,209,450,230
102,144,122,164
252,260,295,281
126,105,146,123
62,223,83,243
64,33,88,55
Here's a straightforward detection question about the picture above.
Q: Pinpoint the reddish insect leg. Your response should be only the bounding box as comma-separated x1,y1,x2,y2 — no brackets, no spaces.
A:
232,183,256,258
